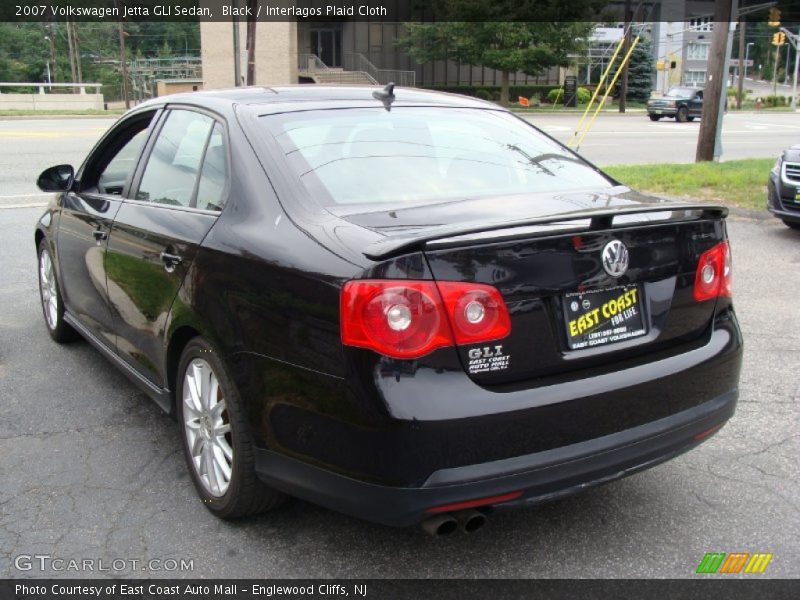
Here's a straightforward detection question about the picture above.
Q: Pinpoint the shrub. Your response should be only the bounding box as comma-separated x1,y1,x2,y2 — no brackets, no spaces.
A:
547,86,591,104
426,84,555,103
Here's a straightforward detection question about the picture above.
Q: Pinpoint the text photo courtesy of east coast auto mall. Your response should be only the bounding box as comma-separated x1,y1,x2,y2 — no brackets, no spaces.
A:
0,0,798,598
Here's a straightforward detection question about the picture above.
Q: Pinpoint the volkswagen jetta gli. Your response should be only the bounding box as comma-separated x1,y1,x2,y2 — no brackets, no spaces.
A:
34,85,742,534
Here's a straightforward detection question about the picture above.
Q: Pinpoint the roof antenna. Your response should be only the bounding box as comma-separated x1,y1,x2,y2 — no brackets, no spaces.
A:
372,82,396,111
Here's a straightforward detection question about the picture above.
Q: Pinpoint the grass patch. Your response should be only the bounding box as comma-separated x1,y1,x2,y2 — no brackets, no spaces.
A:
604,158,773,211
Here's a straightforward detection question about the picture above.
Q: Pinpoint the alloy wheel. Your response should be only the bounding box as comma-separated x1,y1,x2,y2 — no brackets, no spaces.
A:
39,248,58,330
182,358,233,497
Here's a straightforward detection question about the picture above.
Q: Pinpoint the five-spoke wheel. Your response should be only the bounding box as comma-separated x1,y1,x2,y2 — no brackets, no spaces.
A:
176,337,285,518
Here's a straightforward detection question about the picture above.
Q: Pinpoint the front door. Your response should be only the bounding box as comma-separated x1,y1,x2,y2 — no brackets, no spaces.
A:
56,111,156,348
106,108,229,387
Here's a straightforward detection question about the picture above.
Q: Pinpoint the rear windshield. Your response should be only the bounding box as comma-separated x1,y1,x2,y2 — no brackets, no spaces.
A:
666,87,696,97
260,107,613,208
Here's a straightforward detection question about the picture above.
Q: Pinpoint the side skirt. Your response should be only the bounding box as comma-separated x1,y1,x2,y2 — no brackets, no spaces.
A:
63,312,172,414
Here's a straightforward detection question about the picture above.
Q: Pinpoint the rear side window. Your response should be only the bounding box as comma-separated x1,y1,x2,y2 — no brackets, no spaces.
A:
136,110,214,208
261,107,613,209
195,123,228,211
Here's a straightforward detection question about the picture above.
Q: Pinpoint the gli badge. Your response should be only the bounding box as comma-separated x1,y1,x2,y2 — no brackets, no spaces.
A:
602,239,629,278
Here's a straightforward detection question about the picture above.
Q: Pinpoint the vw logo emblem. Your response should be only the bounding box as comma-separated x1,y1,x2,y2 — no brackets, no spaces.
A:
602,239,629,278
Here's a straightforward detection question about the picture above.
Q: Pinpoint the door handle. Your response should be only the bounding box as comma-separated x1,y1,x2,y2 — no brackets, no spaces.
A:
92,229,107,242
159,251,183,272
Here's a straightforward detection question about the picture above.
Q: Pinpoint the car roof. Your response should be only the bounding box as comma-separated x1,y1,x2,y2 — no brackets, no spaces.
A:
134,85,499,115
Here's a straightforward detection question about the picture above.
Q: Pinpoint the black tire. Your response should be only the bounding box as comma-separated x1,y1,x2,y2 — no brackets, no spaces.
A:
37,238,79,343
783,220,800,230
176,336,286,519
648,114,661,121
686,116,695,122
676,106,689,123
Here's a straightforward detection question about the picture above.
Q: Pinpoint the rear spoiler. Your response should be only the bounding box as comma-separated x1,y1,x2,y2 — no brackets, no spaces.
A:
362,202,728,261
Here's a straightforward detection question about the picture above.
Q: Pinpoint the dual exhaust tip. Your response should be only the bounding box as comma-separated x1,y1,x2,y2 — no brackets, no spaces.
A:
421,508,488,536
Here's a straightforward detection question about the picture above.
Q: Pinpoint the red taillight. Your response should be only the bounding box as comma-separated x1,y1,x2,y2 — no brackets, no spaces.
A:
693,241,732,302
437,282,511,345
340,280,511,359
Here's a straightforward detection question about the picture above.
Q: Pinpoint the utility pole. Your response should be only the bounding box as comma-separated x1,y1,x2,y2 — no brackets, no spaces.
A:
232,0,242,86
785,42,791,84
118,21,130,109
736,19,745,109
619,0,632,113
772,44,780,95
66,20,77,92
696,0,733,162
74,22,83,86
45,23,57,84
793,27,800,110
245,0,258,85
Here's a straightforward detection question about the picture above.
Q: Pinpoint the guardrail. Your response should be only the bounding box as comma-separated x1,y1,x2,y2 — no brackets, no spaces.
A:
0,82,103,94
342,53,416,87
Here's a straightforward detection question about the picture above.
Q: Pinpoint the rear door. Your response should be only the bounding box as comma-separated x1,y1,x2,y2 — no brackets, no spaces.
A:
105,107,230,387
56,110,156,348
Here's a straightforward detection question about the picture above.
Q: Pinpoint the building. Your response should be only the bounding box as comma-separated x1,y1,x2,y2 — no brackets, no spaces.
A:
200,20,561,90
654,15,715,92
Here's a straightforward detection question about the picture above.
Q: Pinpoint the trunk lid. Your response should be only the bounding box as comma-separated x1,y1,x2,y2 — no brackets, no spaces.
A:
340,188,728,385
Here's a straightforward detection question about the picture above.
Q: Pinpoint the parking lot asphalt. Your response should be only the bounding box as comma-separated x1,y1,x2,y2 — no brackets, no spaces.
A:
0,202,798,578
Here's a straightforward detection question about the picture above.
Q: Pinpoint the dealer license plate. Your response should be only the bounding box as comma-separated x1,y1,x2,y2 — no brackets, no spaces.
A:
655,109,663,114
563,285,646,350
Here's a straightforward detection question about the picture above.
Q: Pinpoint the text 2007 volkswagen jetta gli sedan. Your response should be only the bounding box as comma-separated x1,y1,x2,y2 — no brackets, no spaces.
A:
34,86,742,535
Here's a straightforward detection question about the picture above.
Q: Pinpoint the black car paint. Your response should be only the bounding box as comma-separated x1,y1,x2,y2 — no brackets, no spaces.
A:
35,86,742,526
767,144,800,227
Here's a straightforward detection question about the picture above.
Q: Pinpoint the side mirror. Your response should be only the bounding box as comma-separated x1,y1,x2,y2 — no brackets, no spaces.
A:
37,164,75,193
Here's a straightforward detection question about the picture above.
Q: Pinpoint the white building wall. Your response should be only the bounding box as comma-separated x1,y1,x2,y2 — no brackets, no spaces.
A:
200,21,298,89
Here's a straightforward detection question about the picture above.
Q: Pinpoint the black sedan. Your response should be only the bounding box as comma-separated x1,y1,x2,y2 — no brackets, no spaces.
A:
647,87,704,122
767,143,800,229
34,85,742,535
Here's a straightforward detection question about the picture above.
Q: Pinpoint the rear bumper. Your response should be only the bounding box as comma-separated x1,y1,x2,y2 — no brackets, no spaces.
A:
255,388,737,527
647,108,678,117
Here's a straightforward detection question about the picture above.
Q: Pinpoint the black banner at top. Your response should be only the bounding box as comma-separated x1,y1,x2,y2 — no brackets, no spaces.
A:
3,0,800,23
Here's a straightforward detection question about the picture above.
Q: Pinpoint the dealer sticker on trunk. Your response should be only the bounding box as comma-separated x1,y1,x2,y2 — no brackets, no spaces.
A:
563,285,646,350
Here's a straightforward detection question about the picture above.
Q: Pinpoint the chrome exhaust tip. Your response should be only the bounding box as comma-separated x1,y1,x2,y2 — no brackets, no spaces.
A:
420,513,459,536
454,508,488,533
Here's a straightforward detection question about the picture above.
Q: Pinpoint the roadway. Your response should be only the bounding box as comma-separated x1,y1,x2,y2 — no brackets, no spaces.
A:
528,110,800,165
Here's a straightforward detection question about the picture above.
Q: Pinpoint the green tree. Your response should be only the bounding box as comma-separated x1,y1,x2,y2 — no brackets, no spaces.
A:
398,1,608,106
620,36,654,103
398,21,595,106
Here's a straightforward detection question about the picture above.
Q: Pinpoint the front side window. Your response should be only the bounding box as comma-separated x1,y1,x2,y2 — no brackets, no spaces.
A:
136,110,214,208
261,108,613,210
81,111,155,196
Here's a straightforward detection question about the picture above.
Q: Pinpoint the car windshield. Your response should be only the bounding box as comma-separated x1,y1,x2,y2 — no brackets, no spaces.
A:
260,107,613,208
666,87,696,97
